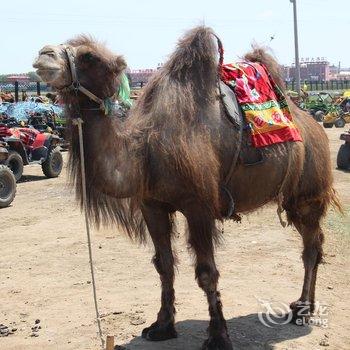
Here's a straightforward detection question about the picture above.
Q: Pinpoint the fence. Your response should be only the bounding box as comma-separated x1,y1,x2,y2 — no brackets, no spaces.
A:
285,80,350,92
0,81,49,102
1,79,350,102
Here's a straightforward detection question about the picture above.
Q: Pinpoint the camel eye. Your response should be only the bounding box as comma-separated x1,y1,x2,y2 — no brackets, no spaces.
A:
41,51,55,58
82,52,95,62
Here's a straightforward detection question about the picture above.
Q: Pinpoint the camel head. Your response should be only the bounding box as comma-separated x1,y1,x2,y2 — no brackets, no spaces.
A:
33,36,127,100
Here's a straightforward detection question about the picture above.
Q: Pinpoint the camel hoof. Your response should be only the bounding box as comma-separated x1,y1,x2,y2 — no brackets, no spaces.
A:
202,335,233,350
141,321,177,341
289,300,311,326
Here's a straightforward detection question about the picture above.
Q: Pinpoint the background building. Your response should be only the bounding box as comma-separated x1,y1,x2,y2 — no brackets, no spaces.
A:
4,74,30,83
129,69,156,87
287,58,330,81
283,58,350,83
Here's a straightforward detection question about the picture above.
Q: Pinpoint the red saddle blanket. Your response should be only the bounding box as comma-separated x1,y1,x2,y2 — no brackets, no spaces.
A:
221,61,302,147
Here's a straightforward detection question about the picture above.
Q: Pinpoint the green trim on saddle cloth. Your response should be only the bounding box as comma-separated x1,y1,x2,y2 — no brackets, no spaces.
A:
241,99,288,111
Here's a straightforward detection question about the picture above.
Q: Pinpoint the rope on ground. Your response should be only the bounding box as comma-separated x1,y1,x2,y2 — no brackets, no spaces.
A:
73,118,105,350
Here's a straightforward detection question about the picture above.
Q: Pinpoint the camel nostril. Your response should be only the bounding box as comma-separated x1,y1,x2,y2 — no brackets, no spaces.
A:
32,58,45,70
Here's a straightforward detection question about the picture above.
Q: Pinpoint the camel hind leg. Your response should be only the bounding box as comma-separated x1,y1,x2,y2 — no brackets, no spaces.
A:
287,199,326,325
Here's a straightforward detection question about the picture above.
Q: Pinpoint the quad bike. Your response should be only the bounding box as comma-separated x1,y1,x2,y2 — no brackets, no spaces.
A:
337,130,350,170
0,101,67,149
28,111,68,150
0,142,16,208
0,117,63,182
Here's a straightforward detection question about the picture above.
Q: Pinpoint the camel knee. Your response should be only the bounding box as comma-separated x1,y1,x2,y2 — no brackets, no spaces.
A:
302,232,324,268
195,263,219,292
302,245,322,269
152,253,164,275
152,252,174,276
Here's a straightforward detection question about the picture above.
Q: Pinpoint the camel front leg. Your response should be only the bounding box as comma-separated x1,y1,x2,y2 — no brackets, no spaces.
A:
141,201,177,341
185,206,232,350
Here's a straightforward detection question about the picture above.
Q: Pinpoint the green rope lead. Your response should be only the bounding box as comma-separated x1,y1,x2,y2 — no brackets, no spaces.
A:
117,73,132,108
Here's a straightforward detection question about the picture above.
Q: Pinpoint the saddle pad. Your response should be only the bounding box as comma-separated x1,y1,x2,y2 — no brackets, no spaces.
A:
221,61,302,148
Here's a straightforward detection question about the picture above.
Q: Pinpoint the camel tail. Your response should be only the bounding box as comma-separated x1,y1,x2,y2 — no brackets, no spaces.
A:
244,46,286,92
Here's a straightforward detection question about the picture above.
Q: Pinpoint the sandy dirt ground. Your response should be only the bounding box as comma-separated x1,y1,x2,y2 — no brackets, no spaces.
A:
1,127,349,350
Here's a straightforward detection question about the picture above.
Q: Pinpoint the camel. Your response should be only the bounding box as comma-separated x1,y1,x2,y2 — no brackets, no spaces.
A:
33,27,340,350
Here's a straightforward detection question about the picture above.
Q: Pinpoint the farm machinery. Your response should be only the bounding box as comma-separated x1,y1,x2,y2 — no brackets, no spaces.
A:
288,91,336,122
323,96,350,128
300,92,335,122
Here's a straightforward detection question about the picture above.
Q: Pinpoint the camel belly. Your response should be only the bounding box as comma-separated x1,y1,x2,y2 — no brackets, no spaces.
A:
225,142,292,213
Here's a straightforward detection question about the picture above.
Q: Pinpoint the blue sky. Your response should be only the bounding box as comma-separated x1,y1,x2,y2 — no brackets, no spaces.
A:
1,0,349,73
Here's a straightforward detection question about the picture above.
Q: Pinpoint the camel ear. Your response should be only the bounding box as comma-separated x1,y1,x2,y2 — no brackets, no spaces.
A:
111,55,127,73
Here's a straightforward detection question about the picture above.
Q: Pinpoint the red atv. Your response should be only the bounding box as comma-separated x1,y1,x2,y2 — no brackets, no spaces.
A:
0,142,16,208
0,117,63,181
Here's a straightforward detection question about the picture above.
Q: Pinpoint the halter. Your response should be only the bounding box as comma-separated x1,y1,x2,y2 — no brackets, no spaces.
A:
60,46,114,115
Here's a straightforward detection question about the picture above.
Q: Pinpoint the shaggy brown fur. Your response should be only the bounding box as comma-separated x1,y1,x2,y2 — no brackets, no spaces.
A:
61,36,146,241
35,26,341,349
132,27,222,217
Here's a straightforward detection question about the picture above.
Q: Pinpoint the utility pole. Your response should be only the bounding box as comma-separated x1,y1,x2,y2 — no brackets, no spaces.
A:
290,0,301,95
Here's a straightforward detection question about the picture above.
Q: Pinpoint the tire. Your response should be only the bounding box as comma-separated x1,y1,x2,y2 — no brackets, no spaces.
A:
334,118,346,128
0,165,16,208
323,123,333,128
5,151,24,182
337,143,350,170
42,147,63,178
314,110,325,122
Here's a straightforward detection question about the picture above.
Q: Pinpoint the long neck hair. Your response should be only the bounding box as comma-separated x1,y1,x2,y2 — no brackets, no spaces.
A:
60,36,146,242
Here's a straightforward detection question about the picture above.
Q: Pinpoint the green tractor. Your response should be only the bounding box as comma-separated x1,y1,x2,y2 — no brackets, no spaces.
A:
302,92,335,122
323,96,350,128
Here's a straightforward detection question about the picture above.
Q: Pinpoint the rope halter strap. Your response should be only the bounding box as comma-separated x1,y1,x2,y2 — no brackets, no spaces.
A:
61,45,112,114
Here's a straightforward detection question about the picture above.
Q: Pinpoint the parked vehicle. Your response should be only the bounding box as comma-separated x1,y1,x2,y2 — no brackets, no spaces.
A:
337,130,350,170
0,101,67,146
0,142,16,208
0,117,63,181
323,96,350,128
302,92,335,122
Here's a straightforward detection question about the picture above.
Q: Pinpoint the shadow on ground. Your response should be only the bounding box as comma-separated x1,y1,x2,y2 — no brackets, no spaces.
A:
336,168,350,174
18,175,48,183
117,313,311,349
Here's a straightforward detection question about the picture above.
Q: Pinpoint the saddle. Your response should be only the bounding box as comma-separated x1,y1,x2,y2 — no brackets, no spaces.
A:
218,81,263,167
218,80,263,220
219,80,242,129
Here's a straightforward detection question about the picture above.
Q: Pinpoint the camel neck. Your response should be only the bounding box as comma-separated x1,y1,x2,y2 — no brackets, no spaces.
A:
70,110,143,199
